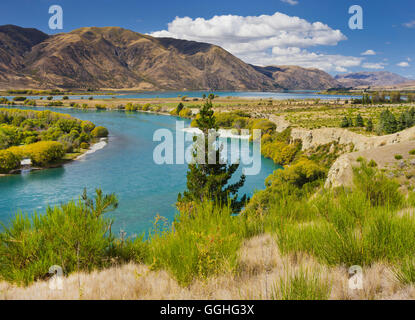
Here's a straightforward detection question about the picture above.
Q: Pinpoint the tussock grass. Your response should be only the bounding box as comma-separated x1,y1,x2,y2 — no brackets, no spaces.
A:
146,201,259,286
271,268,331,300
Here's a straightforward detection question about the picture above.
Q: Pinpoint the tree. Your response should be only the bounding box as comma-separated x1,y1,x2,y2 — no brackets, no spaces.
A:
340,116,350,128
377,109,397,134
355,114,364,127
366,118,374,132
178,100,247,212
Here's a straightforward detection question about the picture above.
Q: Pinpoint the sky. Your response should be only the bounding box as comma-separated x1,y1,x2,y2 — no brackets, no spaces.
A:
0,0,414,77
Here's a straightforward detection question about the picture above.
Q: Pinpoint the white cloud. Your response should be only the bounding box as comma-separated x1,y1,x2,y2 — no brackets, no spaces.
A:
362,62,387,70
281,0,299,5
397,61,410,67
361,50,376,56
150,12,362,72
403,20,415,28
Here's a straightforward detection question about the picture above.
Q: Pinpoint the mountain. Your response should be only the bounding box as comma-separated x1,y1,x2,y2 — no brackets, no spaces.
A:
0,25,282,91
0,25,49,86
335,71,410,88
252,65,341,90
0,25,346,91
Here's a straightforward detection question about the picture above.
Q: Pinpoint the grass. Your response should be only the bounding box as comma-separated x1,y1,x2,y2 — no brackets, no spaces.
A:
271,267,331,300
2,158,415,298
146,201,259,286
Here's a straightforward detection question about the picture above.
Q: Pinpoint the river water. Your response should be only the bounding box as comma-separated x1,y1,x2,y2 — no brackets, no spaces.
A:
0,107,278,235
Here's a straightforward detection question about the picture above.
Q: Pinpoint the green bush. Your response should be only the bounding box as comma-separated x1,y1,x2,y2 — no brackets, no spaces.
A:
8,141,65,166
91,126,109,138
0,190,122,285
395,154,403,160
0,150,20,173
147,201,258,285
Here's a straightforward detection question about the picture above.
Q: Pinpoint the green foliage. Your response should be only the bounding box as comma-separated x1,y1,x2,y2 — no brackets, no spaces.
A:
0,190,120,285
0,150,20,173
91,126,109,138
355,114,364,127
179,100,247,212
395,154,403,160
393,258,415,285
8,141,65,166
353,159,403,208
271,268,331,300
178,108,192,118
147,201,257,286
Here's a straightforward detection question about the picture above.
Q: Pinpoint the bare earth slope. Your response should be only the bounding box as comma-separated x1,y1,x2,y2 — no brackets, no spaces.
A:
0,25,280,91
252,65,341,90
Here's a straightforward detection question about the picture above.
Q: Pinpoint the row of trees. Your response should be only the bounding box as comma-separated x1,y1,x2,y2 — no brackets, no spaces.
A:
353,92,415,105
340,108,415,135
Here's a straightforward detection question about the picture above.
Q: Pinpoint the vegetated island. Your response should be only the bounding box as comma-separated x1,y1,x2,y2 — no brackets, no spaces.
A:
0,108,109,175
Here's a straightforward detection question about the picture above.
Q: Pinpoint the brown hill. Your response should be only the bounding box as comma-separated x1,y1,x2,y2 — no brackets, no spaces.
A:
252,65,341,90
0,26,281,91
0,25,345,91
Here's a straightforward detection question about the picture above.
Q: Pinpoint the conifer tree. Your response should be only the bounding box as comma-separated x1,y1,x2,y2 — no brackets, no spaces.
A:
178,99,247,212
355,114,364,127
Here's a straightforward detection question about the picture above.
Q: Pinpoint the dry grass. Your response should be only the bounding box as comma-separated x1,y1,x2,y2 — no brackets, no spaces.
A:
1,234,414,300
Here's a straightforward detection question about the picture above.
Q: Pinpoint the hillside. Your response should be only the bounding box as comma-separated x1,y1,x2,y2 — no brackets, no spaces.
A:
0,25,281,91
335,71,409,88
252,65,341,90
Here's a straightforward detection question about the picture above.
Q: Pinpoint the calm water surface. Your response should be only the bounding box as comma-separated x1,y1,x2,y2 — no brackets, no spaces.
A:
5,90,360,101
0,107,278,235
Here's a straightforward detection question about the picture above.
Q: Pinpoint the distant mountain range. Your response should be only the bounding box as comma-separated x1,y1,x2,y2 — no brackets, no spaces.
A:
335,71,410,88
0,25,411,91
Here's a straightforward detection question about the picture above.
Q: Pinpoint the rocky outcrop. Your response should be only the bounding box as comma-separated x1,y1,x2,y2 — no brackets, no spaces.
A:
291,126,415,152
269,116,415,188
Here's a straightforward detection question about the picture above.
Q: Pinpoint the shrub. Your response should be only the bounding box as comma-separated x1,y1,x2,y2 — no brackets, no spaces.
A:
91,126,109,138
12,96,26,102
81,120,95,133
178,108,192,118
8,141,65,166
409,149,415,155
353,160,403,208
0,150,20,173
80,142,89,149
249,119,276,134
395,154,403,160
0,189,124,285
147,201,257,285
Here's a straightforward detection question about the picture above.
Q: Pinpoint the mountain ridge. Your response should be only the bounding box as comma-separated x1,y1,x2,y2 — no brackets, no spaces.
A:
0,25,409,91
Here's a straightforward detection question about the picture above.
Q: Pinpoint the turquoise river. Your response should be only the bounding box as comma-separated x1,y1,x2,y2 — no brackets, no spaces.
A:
0,107,279,235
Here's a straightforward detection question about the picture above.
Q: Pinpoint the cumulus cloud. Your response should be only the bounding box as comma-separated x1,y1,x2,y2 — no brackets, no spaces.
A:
362,62,386,70
149,12,362,72
361,50,376,56
397,61,410,67
281,0,299,5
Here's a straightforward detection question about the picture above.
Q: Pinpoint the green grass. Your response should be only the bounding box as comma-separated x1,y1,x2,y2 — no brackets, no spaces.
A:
393,257,415,285
146,201,260,286
271,267,331,300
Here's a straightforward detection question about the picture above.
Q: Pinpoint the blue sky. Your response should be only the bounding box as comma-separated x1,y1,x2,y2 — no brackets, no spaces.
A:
0,0,414,77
